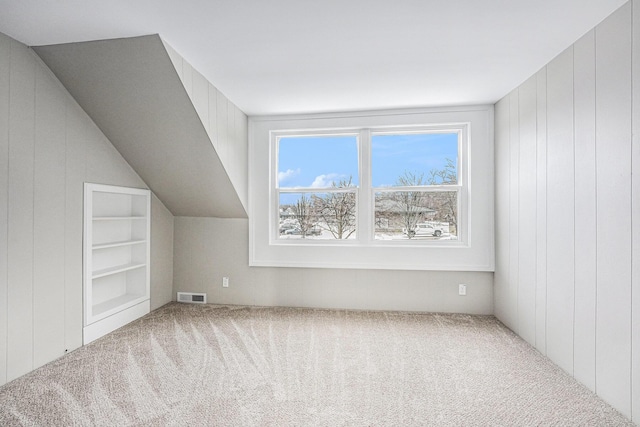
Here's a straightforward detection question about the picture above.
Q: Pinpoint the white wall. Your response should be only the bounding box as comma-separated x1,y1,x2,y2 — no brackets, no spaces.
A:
162,40,249,213
0,33,174,385
494,1,639,421
174,217,493,314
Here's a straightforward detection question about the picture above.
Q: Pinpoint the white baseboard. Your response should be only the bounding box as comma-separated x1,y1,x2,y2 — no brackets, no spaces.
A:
83,299,150,344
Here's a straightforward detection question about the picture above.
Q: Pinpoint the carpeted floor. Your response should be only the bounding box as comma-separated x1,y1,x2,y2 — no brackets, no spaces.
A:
0,302,634,426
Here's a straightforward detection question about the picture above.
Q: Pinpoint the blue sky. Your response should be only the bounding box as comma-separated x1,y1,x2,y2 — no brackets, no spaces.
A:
278,132,458,191
278,135,359,189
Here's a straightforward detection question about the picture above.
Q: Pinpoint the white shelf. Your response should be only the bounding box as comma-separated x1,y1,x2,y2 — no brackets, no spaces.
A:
92,262,146,279
84,183,150,343
93,239,146,250
92,293,147,317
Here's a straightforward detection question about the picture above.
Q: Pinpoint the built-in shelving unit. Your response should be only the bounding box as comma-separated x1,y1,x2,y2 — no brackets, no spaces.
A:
83,183,151,344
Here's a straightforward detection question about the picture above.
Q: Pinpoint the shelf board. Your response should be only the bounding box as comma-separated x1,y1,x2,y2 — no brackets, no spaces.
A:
93,239,146,250
93,216,146,221
92,262,146,279
92,293,147,317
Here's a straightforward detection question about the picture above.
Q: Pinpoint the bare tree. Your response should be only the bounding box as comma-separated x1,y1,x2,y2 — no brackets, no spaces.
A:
314,177,356,239
427,158,457,234
427,158,456,185
393,171,428,239
292,194,314,238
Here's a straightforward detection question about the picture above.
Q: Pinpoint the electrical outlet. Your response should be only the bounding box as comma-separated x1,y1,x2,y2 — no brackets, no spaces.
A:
458,284,467,296
222,277,229,288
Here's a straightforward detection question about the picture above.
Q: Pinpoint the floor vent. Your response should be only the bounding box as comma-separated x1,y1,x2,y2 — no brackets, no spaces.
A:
177,292,207,304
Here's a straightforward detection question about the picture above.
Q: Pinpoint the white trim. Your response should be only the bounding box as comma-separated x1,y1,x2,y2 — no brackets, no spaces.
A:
83,300,150,344
249,105,495,271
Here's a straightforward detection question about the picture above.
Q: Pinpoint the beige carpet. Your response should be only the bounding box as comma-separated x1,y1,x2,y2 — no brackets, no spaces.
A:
0,302,633,426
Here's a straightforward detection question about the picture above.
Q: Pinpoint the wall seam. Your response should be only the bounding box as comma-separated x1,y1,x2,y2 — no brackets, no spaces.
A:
516,88,520,334
533,77,539,348
63,98,68,352
518,90,521,334
590,27,598,393
31,52,36,371
593,23,599,396
572,46,577,377
629,0,635,418
503,92,512,328
544,65,549,355
4,38,12,383
29,50,38,370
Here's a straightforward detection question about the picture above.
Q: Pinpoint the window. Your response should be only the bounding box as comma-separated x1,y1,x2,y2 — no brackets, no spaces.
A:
250,106,494,271
275,129,463,243
371,131,460,241
277,133,359,240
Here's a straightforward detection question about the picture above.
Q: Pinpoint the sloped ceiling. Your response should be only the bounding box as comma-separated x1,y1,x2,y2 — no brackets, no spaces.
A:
34,35,246,218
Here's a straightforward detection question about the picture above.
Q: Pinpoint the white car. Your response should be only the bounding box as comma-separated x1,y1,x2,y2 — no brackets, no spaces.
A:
284,226,322,236
403,222,449,237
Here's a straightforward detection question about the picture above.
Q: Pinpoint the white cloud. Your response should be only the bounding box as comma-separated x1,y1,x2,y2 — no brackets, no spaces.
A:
310,173,341,188
278,168,300,184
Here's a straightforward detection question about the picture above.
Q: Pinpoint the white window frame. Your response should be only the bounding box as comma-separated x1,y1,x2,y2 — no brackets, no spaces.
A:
367,125,467,245
273,130,361,244
272,126,467,246
249,106,494,271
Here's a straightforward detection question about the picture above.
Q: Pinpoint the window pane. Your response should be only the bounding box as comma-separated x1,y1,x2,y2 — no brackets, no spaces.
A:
371,132,458,187
279,192,357,239
374,191,458,240
278,135,358,188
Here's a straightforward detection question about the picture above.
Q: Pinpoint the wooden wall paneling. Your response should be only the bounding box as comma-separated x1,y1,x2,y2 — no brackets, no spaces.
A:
64,101,87,353
493,4,636,418
235,106,244,196
0,33,10,385
191,69,209,134
227,99,236,149
544,47,575,375
535,68,548,354
6,40,35,381
207,83,218,150
632,0,640,421
227,100,236,185
517,76,538,346
508,91,520,332
236,108,249,209
595,3,633,416
493,97,510,325
572,29,597,392
216,90,228,165
234,105,243,182
33,66,66,368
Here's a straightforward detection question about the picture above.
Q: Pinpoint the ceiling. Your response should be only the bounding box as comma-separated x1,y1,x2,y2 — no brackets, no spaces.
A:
0,0,627,116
